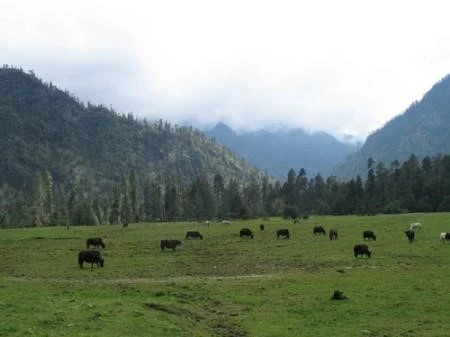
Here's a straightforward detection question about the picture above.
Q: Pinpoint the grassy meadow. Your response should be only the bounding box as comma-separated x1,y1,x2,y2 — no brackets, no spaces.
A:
1,213,450,337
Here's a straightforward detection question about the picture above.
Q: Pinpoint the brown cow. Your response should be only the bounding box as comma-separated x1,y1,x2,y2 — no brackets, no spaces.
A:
329,229,338,240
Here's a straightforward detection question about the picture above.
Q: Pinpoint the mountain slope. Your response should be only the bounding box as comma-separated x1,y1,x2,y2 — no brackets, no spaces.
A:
206,122,359,180
332,74,450,179
0,67,264,191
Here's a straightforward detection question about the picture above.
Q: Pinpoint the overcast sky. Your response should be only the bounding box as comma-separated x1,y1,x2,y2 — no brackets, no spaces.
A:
2,0,450,141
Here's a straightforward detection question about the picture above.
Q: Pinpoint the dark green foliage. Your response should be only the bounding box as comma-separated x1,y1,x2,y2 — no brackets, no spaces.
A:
279,154,450,216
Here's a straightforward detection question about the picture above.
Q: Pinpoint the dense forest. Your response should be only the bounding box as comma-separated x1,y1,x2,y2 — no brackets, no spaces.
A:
3,152,450,228
2,66,450,228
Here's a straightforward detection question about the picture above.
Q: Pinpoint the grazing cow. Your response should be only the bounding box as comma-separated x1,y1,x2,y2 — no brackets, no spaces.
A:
78,250,104,269
330,289,348,300
293,219,300,224
405,229,415,243
363,230,376,241
329,229,338,240
185,231,203,239
260,224,265,231
86,237,105,249
353,244,372,258
240,228,254,239
276,229,290,239
221,220,231,225
160,239,182,251
440,232,450,243
313,226,326,235
408,222,422,231
122,223,128,228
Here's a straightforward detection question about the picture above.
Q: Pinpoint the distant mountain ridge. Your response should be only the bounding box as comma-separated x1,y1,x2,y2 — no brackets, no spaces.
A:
205,122,359,180
333,74,450,179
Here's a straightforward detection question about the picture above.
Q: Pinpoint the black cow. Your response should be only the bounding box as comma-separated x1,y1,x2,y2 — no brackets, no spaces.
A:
313,226,326,235
240,228,254,239
405,229,415,243
329,229,338,240
330,289,348,300
122,223,128,228
160,239,182,251
260,224,265,231
86,237,105,249
354,244,371,258
363,230,377,241
276,229,290,239
78,250,104,269
185,231,203,239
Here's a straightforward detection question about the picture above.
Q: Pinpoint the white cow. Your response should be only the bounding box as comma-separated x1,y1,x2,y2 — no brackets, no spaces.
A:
408,222,422,231
440,232,450,243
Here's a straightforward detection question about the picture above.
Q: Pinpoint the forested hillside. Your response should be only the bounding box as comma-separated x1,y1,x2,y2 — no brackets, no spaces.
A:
333,74,450,179
0,66,268,227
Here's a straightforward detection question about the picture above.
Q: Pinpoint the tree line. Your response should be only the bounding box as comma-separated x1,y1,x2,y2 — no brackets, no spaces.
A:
2,153,450,228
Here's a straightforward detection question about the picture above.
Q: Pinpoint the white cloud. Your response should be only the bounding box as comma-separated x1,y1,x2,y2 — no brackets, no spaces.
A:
2,0,450,141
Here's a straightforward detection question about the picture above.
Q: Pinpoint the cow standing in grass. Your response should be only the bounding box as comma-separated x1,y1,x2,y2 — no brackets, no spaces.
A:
313,226,326,235
363,231,376,241
440,232,450,243
160,240,182,251
240,228,254,239
329,229,338,240
405,229,415,243
185,231,203,239
78,250,104,269
408,222,421,231
353,244,372,258
276,229,290,239
86,237,105,249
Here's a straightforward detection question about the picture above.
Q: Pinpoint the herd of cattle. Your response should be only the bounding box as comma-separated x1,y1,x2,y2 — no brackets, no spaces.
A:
78,220,450,270
78,218,450,270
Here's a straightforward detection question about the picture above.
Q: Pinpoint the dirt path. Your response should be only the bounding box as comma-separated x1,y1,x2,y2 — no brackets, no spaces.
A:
4,273,277,284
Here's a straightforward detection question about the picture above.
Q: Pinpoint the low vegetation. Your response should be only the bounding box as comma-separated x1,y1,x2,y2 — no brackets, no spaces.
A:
1,213,450,336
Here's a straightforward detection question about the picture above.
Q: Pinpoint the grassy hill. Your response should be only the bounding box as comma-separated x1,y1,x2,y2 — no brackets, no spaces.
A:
1,213,449,336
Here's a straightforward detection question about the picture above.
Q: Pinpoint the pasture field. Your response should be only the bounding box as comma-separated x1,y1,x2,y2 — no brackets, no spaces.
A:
1,213,450,337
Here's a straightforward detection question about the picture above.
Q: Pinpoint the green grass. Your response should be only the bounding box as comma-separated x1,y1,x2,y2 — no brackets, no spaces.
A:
1,213,450,336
